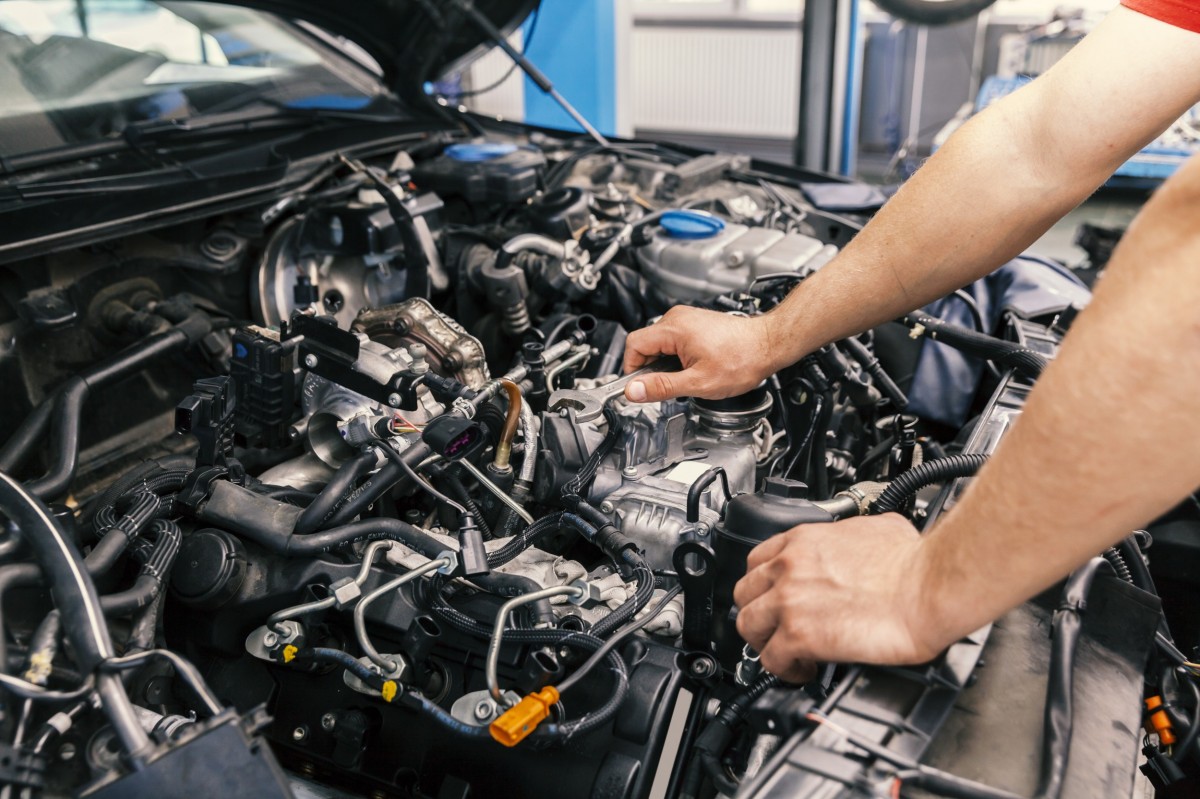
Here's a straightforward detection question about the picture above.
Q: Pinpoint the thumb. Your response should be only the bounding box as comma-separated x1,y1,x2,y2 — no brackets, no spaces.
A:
625,369,702,403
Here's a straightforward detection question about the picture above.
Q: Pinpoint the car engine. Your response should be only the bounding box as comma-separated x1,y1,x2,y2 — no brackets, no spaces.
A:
0,133,1185,799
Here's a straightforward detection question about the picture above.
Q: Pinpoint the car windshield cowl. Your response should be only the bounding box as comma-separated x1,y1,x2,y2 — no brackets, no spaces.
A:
0,101,416,179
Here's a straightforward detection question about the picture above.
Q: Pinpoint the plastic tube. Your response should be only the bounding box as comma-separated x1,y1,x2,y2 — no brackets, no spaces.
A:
870,454,990,515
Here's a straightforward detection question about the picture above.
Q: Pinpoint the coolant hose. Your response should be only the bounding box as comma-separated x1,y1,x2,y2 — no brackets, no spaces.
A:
0,470,153,762
905,312,1049,381
870,454,989,515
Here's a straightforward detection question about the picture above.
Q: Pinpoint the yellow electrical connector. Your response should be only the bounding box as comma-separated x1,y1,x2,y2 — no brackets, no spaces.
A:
381,681,398,703
282,645,298,664
489,686,559,747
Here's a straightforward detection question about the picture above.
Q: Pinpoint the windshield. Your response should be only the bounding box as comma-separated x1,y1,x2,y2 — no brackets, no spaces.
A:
0,0,391,157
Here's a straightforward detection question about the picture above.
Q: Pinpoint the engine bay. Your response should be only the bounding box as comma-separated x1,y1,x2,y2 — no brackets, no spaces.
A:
0,131,1188,799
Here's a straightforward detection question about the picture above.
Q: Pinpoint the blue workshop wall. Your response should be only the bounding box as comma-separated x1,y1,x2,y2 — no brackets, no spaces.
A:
522,0,618,137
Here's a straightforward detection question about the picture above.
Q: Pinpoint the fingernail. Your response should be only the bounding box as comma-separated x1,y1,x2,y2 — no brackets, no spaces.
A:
626,381,647,402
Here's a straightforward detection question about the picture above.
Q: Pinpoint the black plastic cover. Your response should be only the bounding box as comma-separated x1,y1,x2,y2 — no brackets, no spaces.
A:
82,711,292,799
411,146,546,205
711,479,833,666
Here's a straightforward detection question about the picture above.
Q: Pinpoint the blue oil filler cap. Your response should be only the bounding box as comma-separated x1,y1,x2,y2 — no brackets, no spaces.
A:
445,142,519,162
660,210,726,239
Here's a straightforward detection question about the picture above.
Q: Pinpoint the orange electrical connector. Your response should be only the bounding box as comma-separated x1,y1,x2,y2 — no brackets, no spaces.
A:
489,686,560,747
1145,695,1177,745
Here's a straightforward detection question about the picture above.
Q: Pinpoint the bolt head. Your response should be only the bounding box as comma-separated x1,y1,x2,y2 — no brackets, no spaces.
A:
474,701,493,721
292,725,308,742
303,354,318,369
321,713,337,731
262,631,278,648
59,742,76,762
599,501,614,514
387,393,403,408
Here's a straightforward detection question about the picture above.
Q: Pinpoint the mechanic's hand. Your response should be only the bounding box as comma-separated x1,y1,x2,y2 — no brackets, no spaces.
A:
733,515,949,683
623,307,779,402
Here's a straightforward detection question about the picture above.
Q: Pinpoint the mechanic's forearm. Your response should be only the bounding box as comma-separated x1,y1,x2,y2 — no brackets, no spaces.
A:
762,106,1097,366
916,158,1200,645
761,7,1200,368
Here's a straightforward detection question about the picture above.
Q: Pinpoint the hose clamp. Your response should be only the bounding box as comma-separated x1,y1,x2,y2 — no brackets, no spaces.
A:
452,397,476,419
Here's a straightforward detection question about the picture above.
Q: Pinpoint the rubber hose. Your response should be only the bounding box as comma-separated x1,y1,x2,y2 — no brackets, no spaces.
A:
870,454,990,515
1167,676,1200,766
0,470,152,760
24,377,87,499
590,558,654,640
322,442,433,528
294,449,380,534
0,402,53,473
6,326,198,499
840,337,908,409
0,563,41,675
291,647,389,690
100,519,181,616
1035,557,1110,799
82,457,193,529
905,312,1049,381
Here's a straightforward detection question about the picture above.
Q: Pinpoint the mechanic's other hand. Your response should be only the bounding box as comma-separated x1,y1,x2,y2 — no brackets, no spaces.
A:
733,515,949,683
623,307,778,402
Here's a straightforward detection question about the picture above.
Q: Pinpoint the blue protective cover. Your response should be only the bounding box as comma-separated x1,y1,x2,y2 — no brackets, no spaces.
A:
660,210,726,239
444,142,520,162
906,255,1091,426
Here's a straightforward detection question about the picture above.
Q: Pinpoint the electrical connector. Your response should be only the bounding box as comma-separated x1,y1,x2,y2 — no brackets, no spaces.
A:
1145,695,1177,745
489,686,559,747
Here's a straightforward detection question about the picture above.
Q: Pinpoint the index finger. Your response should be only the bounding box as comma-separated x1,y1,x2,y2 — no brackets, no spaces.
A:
623,323,677,374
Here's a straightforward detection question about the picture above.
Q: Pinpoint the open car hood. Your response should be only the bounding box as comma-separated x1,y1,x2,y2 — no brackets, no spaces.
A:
220,0,537,94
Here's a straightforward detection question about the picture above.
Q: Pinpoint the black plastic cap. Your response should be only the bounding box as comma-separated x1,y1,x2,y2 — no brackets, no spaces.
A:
171,528,247,609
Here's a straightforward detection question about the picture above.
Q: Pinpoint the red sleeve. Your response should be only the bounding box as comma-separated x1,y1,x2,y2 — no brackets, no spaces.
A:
1122,0,1200,33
